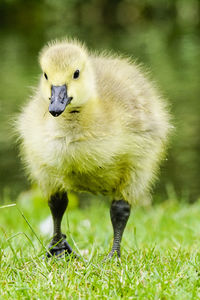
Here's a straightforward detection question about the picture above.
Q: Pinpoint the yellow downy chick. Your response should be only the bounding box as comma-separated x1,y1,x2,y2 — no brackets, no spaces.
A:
17,39,171,258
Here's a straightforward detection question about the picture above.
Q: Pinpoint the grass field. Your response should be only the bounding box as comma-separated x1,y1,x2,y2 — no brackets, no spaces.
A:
1,190,200,299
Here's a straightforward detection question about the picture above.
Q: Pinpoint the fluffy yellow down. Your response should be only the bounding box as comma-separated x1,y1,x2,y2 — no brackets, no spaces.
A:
17,39,172,205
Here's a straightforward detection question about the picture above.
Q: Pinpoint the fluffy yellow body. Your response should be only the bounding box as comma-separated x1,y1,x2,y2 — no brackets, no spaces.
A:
17,40,171,204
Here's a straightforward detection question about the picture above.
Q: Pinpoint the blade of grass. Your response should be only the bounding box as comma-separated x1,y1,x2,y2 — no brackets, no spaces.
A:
7,232,36,252
1,227,20,263
0,203,16,209
16,207,48,255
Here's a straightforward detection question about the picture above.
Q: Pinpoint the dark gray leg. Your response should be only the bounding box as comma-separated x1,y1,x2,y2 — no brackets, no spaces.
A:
47,192,75,258
108,200,131,258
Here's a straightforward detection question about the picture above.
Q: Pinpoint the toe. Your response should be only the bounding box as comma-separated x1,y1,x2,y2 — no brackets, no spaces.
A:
46,238,78,258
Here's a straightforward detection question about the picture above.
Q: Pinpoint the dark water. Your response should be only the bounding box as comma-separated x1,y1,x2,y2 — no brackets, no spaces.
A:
0,0,200,202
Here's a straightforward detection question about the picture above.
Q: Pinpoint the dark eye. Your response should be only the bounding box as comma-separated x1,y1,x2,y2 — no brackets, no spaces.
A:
44,73,48,80
73,70,80,79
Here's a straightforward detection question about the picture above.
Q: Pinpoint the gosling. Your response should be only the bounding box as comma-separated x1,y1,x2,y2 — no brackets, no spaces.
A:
17,39,171,258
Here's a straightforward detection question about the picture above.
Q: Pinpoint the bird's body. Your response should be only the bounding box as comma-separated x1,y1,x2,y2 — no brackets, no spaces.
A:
17,39,171,258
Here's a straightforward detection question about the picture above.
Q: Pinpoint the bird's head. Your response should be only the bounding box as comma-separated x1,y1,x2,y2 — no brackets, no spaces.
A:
39,39,96,117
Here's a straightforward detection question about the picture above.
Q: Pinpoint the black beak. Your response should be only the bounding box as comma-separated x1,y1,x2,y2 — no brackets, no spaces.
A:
49,84,73,117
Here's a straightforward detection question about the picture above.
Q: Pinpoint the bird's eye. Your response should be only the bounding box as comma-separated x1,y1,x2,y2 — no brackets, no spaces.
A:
44,73,48,80
73,70,80,79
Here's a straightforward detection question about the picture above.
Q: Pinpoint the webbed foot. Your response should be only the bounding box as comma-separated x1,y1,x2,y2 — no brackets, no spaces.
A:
46,234,77,258
107,250,120,259
104,249,120,262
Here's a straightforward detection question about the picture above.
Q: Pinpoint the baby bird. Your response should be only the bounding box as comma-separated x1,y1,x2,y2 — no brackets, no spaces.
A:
17,39,171,258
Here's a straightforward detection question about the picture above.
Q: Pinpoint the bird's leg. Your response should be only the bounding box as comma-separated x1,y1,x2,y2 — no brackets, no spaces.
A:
108,200,131,258
47,192,75,258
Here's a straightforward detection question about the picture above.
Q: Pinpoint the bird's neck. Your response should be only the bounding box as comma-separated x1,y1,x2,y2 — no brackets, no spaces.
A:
81,96,100,116
55,96,103,133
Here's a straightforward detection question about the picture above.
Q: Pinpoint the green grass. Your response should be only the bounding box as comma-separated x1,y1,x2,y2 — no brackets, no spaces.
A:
1,191,200,299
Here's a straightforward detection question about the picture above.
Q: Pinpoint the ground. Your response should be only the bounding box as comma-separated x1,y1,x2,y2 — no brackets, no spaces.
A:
1,190,200,299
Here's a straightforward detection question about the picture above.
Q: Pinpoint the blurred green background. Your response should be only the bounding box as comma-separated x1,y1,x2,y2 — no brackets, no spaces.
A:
0,0,199,203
